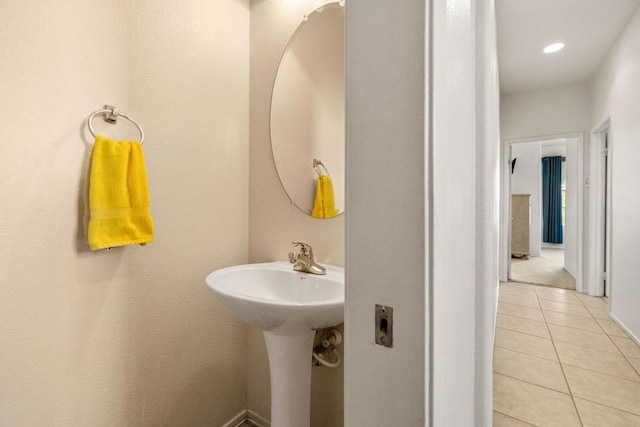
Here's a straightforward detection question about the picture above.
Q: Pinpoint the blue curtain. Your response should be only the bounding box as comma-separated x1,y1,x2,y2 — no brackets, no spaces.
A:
542,156,563,243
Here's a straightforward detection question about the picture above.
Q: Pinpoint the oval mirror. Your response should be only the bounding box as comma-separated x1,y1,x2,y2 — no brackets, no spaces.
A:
270,2,345,218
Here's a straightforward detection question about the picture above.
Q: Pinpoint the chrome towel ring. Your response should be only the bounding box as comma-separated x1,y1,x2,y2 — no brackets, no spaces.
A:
88,105,145,144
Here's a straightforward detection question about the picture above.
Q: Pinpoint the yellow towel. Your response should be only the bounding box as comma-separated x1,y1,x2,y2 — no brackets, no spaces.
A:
87,135,154,250
311,175,339,219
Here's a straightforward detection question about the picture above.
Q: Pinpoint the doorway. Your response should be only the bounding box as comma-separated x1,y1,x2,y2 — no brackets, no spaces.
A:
592,121,613,298
505,135,583,290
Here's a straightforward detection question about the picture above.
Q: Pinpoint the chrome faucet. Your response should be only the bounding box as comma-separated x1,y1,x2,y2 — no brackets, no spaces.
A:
288,241,326,275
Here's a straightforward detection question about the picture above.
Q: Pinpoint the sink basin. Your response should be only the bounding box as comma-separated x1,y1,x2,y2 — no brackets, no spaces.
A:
205,261,344,427
205,261,344,334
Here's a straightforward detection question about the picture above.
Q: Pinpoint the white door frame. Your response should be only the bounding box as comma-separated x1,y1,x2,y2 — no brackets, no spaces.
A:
500,132,585,292
589,119,613,298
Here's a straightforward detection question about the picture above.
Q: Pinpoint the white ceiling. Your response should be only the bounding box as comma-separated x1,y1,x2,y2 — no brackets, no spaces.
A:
497,0,640,95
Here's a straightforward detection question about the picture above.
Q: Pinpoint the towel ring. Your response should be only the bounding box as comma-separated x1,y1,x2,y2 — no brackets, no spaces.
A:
313,159,329,176
88,107,145,144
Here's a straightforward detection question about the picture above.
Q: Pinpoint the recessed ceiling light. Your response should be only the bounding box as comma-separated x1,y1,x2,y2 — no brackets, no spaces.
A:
543,43,565,54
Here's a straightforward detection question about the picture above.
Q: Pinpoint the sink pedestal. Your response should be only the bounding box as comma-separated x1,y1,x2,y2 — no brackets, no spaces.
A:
205,262,344,427
263,330,315,427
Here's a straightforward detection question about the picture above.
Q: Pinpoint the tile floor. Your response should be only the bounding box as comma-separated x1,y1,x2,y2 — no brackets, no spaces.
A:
493,282,640,426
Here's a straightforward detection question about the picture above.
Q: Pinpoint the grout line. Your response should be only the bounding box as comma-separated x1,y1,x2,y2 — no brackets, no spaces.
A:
501,282,536,289
497,307,544,322
497,297,541,307
558,360,640,384
571,395,640,419
494,371,570,396
608,333,640,378
537,307,593,319
498,291,539,299
497,312,547,324
536,297,583,306
556,293,640,381
493,342,557,362
572,293,620,346
542,322,604,336
495,326,553,342
493,409,537,426
532,286,585,426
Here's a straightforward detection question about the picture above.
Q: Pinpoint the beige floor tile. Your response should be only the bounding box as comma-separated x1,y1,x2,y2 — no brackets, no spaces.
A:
494,328,558,361
535,291,582,305
576,294,610,309
502,282,535,290
574,398,640,427
611,336,640,359
498,302,545,322
548,324,619,354
493,347,568,393
587,306,611,320
493,373,581,426
493,411,535,426
564,365,640,415
596,318,630,338
539,300,591,317
542,310,602,333
499,287,538,299
555,341,640,382
628,357,640,375
533,285,574,295
496,314,550,339
498,294,540,309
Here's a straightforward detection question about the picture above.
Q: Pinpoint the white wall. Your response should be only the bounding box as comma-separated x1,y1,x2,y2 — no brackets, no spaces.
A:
433,0,500,424
500,84,591,141
248,1,345,425
511,142,542,256
499,84,591,281
590,5,640,340
345,1,499,425
473,0,501,424
0,1,250,425
565,138,579,277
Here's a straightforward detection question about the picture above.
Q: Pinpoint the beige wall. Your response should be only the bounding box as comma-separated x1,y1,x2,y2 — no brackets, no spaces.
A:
0,1,249,425
249,0,345,425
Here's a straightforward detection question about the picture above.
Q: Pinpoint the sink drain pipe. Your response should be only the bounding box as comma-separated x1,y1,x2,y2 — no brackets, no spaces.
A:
312,328,342,368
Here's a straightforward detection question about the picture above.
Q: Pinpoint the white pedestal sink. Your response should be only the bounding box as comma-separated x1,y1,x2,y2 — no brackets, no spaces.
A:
205,261,344,427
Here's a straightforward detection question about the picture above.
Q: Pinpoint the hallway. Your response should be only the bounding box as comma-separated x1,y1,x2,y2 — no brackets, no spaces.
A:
493,282,640,426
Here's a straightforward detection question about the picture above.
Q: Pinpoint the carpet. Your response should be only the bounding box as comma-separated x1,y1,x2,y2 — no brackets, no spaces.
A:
510,248,576,290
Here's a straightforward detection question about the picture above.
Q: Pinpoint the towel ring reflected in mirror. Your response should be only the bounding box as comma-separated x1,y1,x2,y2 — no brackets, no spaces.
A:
87,107,145,144
314,159,330,177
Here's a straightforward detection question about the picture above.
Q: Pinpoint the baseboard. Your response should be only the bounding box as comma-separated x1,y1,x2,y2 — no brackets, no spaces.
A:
610,312,640,346
221,410,249,427
221,409,270,427
562,266,576,280
247,410,271,427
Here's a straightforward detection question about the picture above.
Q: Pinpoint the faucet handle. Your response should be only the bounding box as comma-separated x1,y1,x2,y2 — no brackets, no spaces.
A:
291,241,312,256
